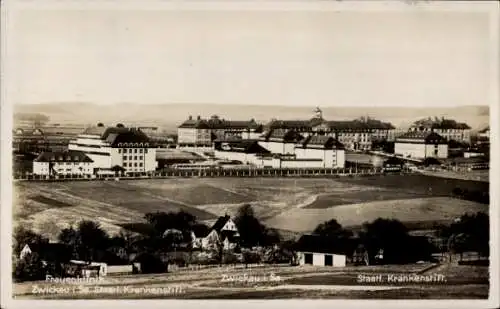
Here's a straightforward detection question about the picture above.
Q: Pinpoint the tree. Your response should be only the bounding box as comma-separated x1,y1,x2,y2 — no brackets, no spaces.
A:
13,226,48,256
447,233,471,262
13,252,46,282
442,212,489,258
234,204,268,248
58,221,110,263
280,240,299,265
313,219,352,239
77,220,109,262
359,218,410,264
58,226,80,259
144,211,196,237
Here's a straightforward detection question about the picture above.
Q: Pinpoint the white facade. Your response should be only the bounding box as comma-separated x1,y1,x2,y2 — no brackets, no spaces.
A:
214,149,345,169
178,127,211,146
298,252,346,267
69,133,157,173
294,147,345,168
214,150,258,165
394,142,448,159
19,244,32,260
116,147,157,173
68,134,112,169
221,218,238,232
433,128,471,144
336,132,372,151
33,161,93,176
258,141,295,155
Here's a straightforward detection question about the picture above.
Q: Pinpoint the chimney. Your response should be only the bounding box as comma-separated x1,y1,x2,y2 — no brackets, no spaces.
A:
197,115,201,120
188,115,193,120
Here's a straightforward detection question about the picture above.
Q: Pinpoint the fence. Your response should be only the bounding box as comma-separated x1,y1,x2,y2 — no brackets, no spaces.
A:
13,167,414,182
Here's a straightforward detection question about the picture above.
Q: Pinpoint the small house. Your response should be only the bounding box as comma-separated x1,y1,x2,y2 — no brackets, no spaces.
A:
295,235,350,267
197,215,240,251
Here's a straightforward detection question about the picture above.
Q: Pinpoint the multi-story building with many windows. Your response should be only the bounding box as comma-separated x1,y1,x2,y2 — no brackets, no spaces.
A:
68,124,157,174
177,115,263,148
32,150,94,176
408,117,471,145
264,108,395,151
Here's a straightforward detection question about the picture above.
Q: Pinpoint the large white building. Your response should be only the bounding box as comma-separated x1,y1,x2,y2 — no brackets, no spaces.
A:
32,150,94,176
68,124,157,174
214,132,345,169
394,131,448,159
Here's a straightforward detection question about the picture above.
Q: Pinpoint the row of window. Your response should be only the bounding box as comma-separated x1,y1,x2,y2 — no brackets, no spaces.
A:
40,162,90,166
118,148,148,154
37,168,92,172
123,162,143,167
123,155,143,161
116,143,150,147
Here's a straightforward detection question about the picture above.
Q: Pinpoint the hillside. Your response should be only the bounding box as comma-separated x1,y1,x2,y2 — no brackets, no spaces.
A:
13,103,490,133
13,175,489,240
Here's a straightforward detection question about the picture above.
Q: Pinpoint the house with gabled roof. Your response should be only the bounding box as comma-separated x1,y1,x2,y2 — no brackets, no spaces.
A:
194,215,240,252
33,150,94,176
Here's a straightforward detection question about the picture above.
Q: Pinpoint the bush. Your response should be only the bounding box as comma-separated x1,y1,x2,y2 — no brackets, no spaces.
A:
13,253,46,282
242,250,262,265
190,251,219,265
134,253,167,274
222,252,239,264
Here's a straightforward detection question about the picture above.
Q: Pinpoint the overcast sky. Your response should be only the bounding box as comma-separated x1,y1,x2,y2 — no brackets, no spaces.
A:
7,5,495,107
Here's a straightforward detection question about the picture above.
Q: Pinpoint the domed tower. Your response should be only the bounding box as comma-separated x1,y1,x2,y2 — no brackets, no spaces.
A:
314,107,323,120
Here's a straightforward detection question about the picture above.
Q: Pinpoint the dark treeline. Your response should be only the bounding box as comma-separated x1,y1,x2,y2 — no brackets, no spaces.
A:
13,205,489,281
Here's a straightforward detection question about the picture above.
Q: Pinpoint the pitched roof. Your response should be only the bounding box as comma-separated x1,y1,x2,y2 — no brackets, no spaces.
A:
478,127,489,133
396,131,447,144
412,118,471,130
82,126,107,136
34,150,94,163
102,128,150,146
178,116,260,130
211,215,231,232
265,120,313,130
101,127,131,140
321,119,395,131
297,135,345,150
262,129,304,143
24,243,73,262
214,139,270,154
178,119,210,129
295,235,357,255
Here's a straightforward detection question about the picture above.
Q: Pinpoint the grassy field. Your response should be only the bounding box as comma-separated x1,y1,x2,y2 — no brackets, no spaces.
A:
13,174,489,238
13,263,488,299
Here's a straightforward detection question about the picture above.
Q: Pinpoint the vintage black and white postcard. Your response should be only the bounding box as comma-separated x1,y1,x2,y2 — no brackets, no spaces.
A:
1,0,498,308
